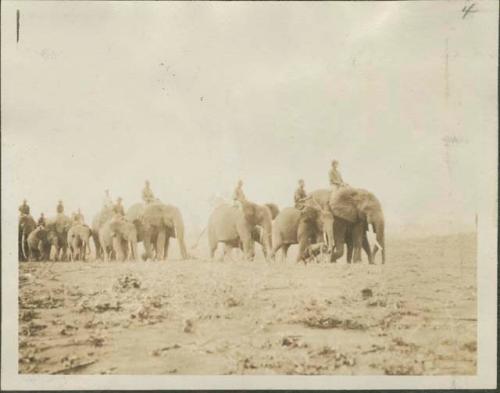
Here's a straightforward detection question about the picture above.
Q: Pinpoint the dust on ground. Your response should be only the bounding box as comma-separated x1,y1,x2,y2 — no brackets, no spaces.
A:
18,233,476,375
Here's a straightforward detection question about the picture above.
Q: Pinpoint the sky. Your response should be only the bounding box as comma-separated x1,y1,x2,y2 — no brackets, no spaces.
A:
2,1,498,237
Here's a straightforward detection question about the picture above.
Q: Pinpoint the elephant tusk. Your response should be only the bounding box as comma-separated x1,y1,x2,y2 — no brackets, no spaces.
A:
374,239,383,250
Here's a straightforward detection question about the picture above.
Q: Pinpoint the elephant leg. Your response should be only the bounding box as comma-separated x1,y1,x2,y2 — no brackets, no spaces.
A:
156,230,167,261
209,241,218,261
296,239,308,264
282,244,290,263
270,238,282,261
164,236,170,260
351,223,364,263
113,236,125,262
130,241,139,261
346,232,353,263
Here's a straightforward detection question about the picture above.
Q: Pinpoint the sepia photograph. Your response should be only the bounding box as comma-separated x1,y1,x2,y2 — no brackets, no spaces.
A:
1,0,498,390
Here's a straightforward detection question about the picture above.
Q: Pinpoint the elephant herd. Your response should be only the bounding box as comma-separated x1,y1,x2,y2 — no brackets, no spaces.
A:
208,187,385,264
18,186,385,265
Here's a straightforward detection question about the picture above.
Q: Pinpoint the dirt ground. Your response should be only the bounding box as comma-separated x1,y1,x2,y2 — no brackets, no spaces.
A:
18,233,477,375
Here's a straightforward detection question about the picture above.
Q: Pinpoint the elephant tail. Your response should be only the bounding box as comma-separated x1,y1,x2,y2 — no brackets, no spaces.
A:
190,226,206,250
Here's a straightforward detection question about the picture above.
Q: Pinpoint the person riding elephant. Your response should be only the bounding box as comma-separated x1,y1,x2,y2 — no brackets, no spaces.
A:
207,199,273,261
142,180,155,204
91,205,115,260
19,214,37,261
67,223,92,261
294,179,307,209
232,180,246,208
38,213,46,228
27,226,51,261
45,213,72,261
329,160,345,190
270,206,325,263
56,200,64,214
113,197,125,216
300,189,335,251
19,199,30,216
328,187,385,264
126,201,188,261
107,215,139,261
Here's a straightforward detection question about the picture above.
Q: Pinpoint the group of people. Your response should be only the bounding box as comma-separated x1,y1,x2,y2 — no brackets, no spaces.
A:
231,159,346,210
19,180,160,230
20,160,344,231
294,159,345,208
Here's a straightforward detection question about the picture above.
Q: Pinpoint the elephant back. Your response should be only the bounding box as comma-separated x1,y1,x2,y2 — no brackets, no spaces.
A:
308,189,331,209
264,203,280,220
125,203,145,222
92,207,114,232
47,213,72,234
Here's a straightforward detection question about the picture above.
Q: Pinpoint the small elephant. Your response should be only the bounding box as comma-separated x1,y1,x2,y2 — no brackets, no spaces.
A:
208,200,273,261
45,213,72,261
329,187,385,264
271,206,325,263
67,224,92,261
108,216,139,261
27,227,51,261
126,202,187,261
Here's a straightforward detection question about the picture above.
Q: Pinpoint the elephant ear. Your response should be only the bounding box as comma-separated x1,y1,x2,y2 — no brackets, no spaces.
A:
299,206,319,222
241,201,259,226
143,202,165,227
329,188,361,223
357,190,383,225
264,203,280,220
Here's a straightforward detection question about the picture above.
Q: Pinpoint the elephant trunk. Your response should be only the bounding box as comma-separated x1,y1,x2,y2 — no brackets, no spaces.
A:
262,221,272,261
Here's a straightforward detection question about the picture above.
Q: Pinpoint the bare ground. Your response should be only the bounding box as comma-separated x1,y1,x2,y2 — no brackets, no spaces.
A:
18,233,476,375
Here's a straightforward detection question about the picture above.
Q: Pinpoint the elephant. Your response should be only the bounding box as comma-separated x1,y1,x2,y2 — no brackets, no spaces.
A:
301,189,335,251
270,206,325,263
107,216,139,261
98,221,116,262
247,203,280,258
67,224,92,261
19,215,37,261
27,227,51,261
328,187,385,264
208,200,273,261
91,206,115,260
45,213,72,261
126,201,188,261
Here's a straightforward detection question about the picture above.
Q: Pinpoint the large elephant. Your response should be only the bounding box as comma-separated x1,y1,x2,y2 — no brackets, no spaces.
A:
107,216,139,261
126,202,188,261
302,189,335,250
270,206,324,263
45,213,72,261
19,215,37,261
329,187,385,264
67,224,92,261
207,200,273,261
27,226,51,261
91,206,115,260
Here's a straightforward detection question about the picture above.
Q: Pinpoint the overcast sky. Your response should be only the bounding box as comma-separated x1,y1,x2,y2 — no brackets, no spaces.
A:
2,1,498,237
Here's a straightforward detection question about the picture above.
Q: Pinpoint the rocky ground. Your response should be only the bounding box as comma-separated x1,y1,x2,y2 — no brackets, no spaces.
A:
18,233,476,375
